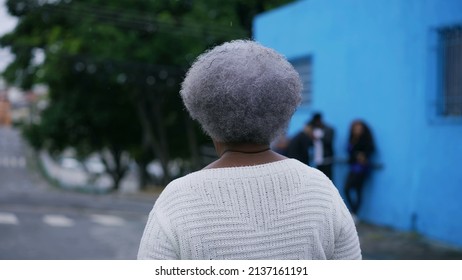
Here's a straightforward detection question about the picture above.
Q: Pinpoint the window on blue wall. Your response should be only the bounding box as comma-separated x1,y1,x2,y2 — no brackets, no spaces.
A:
438,25,462,116
290,56,312,105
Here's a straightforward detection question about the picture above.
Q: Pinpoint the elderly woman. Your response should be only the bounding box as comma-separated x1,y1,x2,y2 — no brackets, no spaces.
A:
137,40,361,260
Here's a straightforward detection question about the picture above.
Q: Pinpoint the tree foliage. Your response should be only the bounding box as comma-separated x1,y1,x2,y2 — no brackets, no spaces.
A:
1,0,293,190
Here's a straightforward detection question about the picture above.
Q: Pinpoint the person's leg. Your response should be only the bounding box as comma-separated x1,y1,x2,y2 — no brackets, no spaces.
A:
354,173,367,214
346,172,365,214
344,172,355,212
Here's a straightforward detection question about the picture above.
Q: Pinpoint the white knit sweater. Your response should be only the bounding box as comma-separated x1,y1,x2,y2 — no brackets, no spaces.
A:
137,159,361,260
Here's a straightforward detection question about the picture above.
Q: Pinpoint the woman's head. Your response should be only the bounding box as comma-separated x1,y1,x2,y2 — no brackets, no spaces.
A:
352,121,364,137
180,40,302,145
349,120,372,141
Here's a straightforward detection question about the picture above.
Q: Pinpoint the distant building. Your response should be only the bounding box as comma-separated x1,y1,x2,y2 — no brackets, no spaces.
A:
254,0,462,247
0,91,11,126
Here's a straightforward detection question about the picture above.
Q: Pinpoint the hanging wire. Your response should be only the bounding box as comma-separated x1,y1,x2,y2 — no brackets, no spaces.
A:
37,2,247,38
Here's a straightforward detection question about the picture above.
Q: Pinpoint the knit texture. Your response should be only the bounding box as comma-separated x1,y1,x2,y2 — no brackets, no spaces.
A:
137,159,361,260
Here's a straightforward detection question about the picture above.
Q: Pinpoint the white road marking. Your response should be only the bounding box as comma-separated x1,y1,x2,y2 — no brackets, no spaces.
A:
43,215,75,227
0,156,26,168
0,212,19,225
0,157,8,167
17,157,26,168
9,157,17,168
90,214,125,226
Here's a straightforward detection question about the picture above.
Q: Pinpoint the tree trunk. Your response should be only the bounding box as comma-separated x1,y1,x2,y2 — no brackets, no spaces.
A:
112,173,123,191
136,157,150,190
135,94,171,186
101,147,129,191
185,114,200,171
152,97,171,185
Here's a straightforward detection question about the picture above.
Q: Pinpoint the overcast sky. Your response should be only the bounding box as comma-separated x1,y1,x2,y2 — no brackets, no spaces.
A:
0,0,18,72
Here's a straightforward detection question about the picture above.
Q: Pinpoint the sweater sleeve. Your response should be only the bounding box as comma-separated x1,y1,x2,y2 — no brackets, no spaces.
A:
332,190,362,260
137,209,179,260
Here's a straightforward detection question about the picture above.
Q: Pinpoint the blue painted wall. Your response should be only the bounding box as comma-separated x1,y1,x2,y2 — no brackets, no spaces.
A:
254,0,462,247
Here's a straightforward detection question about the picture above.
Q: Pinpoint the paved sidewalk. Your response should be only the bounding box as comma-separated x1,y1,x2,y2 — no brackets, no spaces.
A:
357,222,462,260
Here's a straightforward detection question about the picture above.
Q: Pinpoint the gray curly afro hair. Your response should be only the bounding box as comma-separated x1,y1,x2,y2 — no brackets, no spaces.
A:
180,40,302,144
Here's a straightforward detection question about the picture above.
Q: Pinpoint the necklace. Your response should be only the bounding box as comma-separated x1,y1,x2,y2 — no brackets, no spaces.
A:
220,147,271,157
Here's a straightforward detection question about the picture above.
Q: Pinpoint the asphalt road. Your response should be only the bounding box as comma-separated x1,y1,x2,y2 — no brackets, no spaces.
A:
2,127,461,260
0,127,155,259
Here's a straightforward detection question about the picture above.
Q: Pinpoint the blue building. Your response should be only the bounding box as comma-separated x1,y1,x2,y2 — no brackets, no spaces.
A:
254,0,462,247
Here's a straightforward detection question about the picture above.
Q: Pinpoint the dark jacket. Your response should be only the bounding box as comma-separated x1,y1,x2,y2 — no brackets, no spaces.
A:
286,131,311,164
348,135,375,173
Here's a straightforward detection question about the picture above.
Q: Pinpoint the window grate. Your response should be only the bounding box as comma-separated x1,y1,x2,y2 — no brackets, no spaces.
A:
290,56,312,105
439,25,462,116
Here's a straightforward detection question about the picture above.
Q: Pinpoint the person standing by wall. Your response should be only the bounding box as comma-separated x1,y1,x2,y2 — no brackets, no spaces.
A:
285,124,311,165
344,120,375,217
307,113,335,179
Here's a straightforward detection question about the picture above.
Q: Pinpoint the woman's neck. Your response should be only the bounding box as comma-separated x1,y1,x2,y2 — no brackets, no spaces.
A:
216,143,270,156
203,142,286,170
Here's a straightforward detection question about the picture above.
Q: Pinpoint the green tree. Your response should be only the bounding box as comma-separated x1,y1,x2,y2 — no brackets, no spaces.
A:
1,0,293,190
